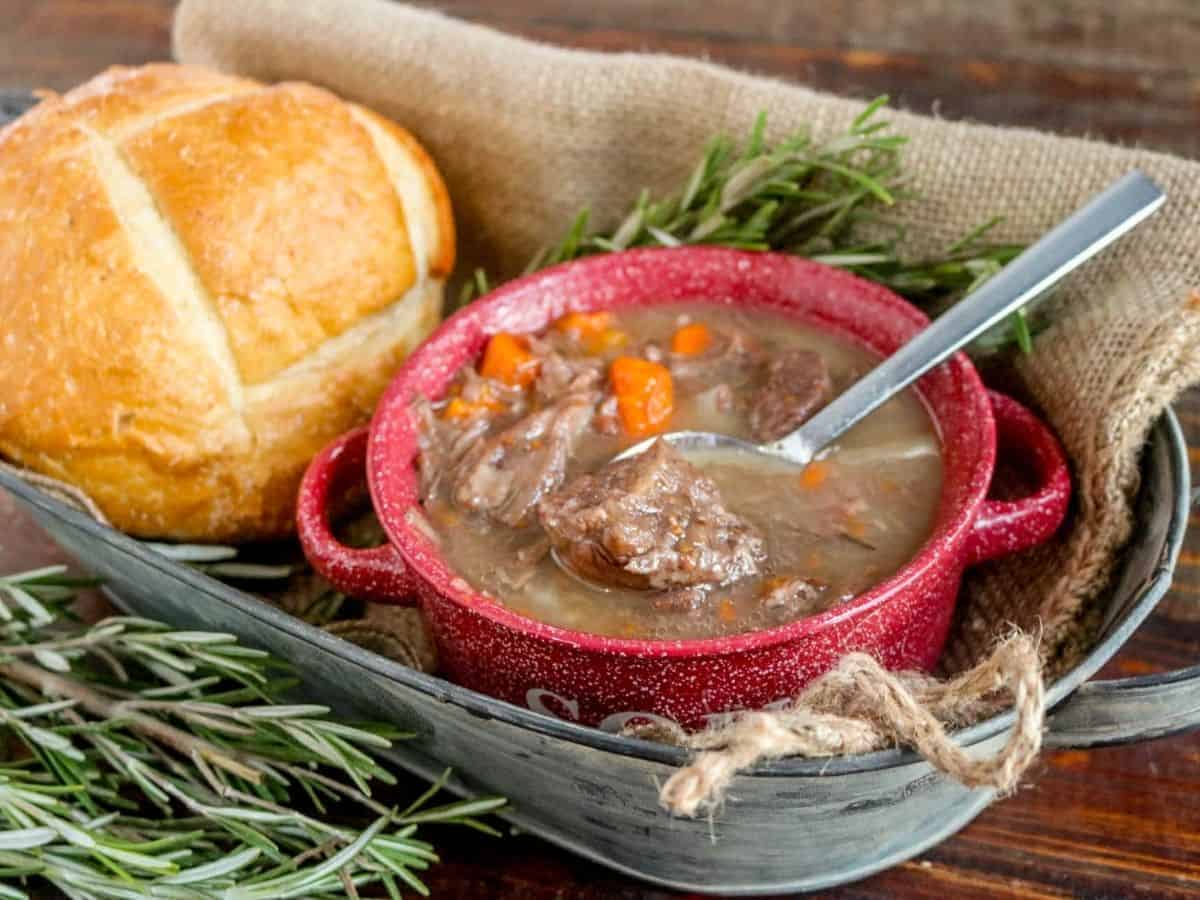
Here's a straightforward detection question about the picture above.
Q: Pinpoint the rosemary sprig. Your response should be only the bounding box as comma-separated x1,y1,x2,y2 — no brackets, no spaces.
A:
457,98,1037,352
0,565,505,899
144,542,295,582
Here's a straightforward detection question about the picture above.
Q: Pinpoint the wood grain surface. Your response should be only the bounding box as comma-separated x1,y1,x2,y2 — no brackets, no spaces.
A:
0,1,1197,897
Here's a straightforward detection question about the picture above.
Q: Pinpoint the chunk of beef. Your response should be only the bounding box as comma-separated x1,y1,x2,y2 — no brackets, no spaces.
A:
749,349,833,442
651,586,709,612
537,439,766,591
452,391,599,527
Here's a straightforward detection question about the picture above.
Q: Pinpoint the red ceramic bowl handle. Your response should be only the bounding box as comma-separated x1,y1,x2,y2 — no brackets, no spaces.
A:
296,427,418,605
965,390,1072,566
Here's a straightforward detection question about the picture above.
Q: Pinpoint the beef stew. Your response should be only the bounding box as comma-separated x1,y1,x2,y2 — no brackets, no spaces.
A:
412,303,942,640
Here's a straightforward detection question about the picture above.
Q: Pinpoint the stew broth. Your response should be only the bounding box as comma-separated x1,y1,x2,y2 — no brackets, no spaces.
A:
415,303,942,640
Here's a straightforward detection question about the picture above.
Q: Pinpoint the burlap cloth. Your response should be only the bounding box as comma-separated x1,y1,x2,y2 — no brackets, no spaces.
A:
8,0,1200,816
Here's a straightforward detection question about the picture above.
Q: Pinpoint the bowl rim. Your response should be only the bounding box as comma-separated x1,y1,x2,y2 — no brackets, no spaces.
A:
365,246,996,658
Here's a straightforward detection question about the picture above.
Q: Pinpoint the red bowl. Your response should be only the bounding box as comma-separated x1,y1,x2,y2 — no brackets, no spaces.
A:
297,248,1070,731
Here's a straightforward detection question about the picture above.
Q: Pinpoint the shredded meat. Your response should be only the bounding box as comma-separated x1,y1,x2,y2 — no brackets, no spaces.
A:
749,348,833,442
530,339,604,402
452,391,599,527
593,394,621,435
412,396,493,497
537,439,766,591
760,575,852,615
459,367,525,410
760,576,826,612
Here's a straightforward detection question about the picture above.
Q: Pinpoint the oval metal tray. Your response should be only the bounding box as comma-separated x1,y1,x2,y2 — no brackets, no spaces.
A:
0,410,1192,895
4,73,1195,894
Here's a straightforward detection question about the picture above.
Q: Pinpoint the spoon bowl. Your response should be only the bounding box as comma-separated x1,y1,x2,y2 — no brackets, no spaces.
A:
613,429,809,465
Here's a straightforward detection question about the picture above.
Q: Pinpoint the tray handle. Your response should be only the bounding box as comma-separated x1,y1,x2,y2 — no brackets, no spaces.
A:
1044,666,1200,748
1044,488,1200,748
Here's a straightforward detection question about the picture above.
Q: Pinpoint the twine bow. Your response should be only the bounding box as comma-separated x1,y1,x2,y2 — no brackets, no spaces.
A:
639,632,1044,817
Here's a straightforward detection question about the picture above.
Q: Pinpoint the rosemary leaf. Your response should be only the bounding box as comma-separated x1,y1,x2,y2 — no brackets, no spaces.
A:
451,99,1034,353
0,564,505,898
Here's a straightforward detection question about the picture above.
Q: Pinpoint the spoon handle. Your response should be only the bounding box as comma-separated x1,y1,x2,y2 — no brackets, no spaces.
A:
769,170,1166,462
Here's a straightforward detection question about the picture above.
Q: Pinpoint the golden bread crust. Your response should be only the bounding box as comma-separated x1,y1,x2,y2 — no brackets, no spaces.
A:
350,105,456,279
123,83,417,384
0,64,454,540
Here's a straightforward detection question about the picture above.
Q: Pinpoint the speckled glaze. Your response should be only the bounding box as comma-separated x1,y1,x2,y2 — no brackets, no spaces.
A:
298,248,1071,729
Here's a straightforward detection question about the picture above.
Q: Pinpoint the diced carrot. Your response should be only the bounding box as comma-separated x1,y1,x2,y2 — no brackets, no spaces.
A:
555,312,628,355
555,311,613,339
610,357,674,437
442,397,478,420
718,598,737,623
844,514,869,540
584,328,630,355
798,460,830,489
442,386,504,420
479,332,539,388
671,322,713,356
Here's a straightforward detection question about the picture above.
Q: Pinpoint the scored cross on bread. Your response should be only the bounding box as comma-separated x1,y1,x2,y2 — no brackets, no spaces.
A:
0,64,454,540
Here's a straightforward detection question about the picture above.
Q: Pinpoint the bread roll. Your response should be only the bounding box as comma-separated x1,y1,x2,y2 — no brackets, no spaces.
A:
0,64,454,541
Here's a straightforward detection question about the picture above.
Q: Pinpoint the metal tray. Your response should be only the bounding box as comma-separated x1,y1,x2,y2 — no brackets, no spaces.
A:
1,411,1194,895
3,86,1196,894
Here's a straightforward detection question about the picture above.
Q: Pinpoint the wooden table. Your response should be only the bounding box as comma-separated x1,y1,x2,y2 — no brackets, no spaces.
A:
1,1,1198,897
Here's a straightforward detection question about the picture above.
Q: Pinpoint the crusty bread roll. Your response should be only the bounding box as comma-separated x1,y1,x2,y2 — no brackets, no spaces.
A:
0,64,454,541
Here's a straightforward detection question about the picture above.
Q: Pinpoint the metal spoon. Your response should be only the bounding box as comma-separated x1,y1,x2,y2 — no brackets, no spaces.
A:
615,170,1165,468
